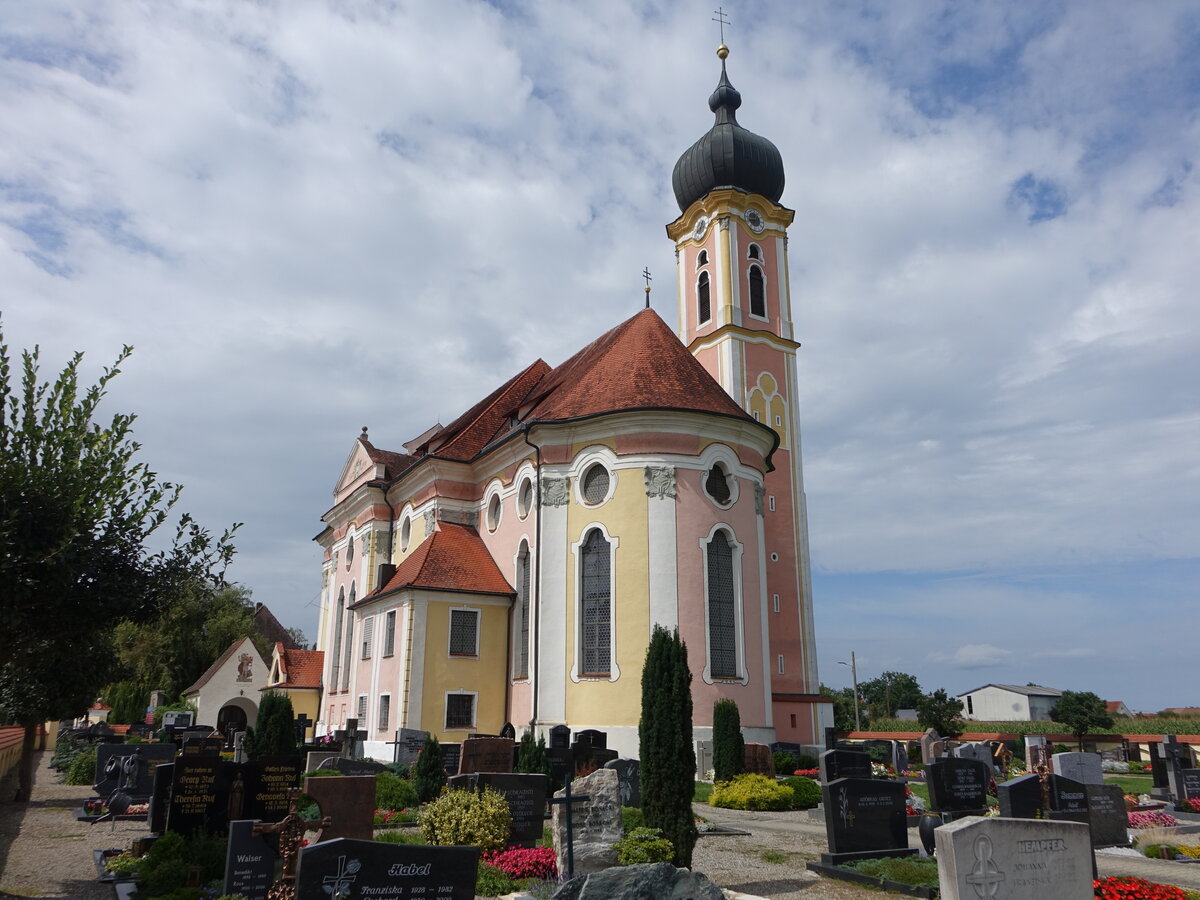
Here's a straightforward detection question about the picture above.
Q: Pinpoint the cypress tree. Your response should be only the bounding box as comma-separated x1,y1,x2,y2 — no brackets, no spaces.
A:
412,734,447,803
516,728,550,777
639,625,697,868
245,691,296,760
712,698,745,782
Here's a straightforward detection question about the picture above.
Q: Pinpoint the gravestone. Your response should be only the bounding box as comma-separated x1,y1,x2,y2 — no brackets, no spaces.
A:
819,748,872,784
182,728,215,745
919,729,943,765
304,774,376,841
1025,734,1049,773
953,742,994,769
820,777,912,862
458,736,515,775
1085,783,1130,847
603,758,640,807
1148,741,1169,798
224,819,276,900
574,729,607,749
448,773,548,847
546,746,573,786
293,713,313,745
1181,768,1200,800
571,730,617,773
1164,735,1189,801
499,721,516,740
1049,774,1090,826
744,743,776,777
94,744,177,797
233,731,247,764
935,815,1092,900
168,757,230,834
1052,752,1104,785
296,838,479,900
162,711,194,728
998,774,1048,820
892,742,910,775
305,751,339,773
244,757,305,821
552,767,623,876
695,740,713,779
149,763,173,833
925,757,991,815
549,724,571,749
389,728,429,767
439,742,461,776
182,736,224,757
318,756,389,777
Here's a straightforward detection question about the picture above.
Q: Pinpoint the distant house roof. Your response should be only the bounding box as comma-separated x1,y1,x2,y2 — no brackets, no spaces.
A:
183,636,259,696
254,603,300,650
959,684,1063,698
269,643,324,690
1160,707,1200,717
361,522,515,602
1106,701,1130,715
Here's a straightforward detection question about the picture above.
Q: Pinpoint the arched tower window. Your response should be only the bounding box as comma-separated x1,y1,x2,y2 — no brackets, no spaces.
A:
749,265,766,318
697,249,708,267
341,583,355,690
580,529,611,676
748,243,761,260
331,586,345,688
707,530,737,678
515,541,530,680
698,271,711,324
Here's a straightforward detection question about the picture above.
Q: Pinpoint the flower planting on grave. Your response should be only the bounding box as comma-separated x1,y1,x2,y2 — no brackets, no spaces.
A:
418,785,512,853
709,773,794,810
1129,811,1179,828
1181,798,1200,813
792,767,820,777
481,846,557,880
612,827,674,865
1093,876,1195,899
1132,825,1200,860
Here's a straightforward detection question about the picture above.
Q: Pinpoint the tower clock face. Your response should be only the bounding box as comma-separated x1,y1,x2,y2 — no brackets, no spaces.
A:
745,208,765,233
692,216,709,240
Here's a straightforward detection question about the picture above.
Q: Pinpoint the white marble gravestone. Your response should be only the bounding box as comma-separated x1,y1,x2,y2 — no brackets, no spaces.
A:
935,816,1092,900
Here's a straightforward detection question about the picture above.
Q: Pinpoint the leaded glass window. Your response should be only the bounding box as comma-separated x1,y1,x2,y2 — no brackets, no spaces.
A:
331,586,345,689
581,529,611,676
446,693,475,729
582,464,610,505
516,543,530,679
706,464,731,504
449,608,479,656
749,265,765,317
698,271,711,323
707,530,737,678
341,583,355,690
383,609,396,656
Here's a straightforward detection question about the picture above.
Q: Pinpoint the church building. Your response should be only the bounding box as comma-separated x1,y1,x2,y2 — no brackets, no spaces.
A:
313,45,832,760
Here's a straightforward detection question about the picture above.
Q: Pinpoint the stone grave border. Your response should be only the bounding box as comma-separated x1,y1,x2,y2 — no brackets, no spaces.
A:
803,859,936,898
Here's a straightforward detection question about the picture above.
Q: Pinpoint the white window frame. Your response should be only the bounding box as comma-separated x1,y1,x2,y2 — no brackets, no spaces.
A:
768,494,776,512
356,694,368,730
569,523,620,683
747,263,768,321
448,607,480,658
378,693,391,732
361,615,374,660
444,691,478,730
699,524,747,685
777,654,785,675
773,593,780,613
383,609,396,657
512,541,531,681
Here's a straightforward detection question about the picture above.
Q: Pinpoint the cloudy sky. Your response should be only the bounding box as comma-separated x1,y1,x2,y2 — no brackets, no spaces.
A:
4,1,1197,714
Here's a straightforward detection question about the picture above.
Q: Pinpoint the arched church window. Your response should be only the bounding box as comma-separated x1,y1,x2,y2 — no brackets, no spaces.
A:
705,463,732,505
518,478,534,518
341,583,355,690
345,533,355,570
697,249,708,267
748,243,761,260
580,529,611,676
515,541,530,679
749,265,766,318
331,586,345,688
582,464,610,506
707,530,738,678
487,493,501,532
698,271,711,324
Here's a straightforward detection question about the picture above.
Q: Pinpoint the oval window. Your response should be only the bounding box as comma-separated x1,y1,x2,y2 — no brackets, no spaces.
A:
582,464,610,505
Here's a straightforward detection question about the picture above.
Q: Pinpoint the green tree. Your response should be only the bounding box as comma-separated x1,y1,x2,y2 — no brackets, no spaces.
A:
711,699,745,782
820,683,865,732
516,728,550,778
0,334,236,799
412,734,447,803
859,671,923,719
916,689,965,739
1049,691,1114,750
639,625,697,868
244,691,296,760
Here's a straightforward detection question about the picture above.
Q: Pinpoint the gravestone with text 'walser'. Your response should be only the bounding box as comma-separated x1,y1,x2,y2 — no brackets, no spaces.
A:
224,819,276,900
296,837,478,900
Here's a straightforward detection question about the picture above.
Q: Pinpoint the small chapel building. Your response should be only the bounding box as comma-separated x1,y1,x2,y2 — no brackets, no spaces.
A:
313,45,833,760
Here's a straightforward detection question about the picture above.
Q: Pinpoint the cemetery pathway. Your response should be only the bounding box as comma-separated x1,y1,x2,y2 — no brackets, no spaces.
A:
0,750,145,899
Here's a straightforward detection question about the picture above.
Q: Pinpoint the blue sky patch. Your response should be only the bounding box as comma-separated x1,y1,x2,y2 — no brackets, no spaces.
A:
1008,172,1067,223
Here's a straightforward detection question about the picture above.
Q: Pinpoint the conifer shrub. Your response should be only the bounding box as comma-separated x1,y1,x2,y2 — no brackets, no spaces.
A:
712,698,745,783
639,625,697,868
376,772,419,811
66,746,97,785
516,728,550,778
244,691,296,760
612,827,675,865
412,734,446,803
783,775,821,809
709,773,794,811
419,786,512,853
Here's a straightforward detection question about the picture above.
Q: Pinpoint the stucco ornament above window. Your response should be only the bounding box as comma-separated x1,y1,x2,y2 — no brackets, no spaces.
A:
541,476,569,507
643,465,677,499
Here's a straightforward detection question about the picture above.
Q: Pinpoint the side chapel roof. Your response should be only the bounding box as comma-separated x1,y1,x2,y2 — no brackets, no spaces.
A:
364,522,515,600
270,643,324,689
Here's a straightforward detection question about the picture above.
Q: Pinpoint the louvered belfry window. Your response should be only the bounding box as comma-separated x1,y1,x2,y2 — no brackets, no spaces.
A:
449,609,479,656
516,543,530,679
749,265,766,317
707,530,737,678
582,464,610,505
706,464,731,504
581,529,611,676
698,271,711,323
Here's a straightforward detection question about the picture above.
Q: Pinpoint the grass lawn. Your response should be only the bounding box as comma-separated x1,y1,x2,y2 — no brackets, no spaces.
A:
693,781,713,802
1105,774,1154,795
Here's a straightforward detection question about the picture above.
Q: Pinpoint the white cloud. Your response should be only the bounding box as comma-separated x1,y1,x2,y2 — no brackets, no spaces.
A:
928,644,1013,668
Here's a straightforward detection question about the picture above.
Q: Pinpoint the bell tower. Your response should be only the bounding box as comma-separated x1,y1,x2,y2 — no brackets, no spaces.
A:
667,43,828,742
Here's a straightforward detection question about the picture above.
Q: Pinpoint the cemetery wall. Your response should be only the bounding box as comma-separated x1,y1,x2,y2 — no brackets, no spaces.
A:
0,726,22,782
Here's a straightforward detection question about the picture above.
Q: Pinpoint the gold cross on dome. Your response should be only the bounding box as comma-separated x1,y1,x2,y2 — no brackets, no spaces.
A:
713,7,731,44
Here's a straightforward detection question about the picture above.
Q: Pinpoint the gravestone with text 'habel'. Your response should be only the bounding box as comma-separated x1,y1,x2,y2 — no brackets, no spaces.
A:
296,837,478,900
935,815,1092,900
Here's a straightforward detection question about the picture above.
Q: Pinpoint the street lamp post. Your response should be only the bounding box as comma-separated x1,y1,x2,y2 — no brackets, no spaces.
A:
838,652,860,732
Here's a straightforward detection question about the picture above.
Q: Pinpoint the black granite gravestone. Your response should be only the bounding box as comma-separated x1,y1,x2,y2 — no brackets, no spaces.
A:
182,737,224,757
318,757,389,776
439,743,461,775
448,773,548,847
604,758,641,807
819,748,872,783
1085,783,1131,847
149,763,173,833
925,757,991,813
458,737,515,775
168,758,231,834
573,729,607,749
997,773,1048,820
224,819,276,900
296,838,479,900
94,744,177,797
1049,773,1091,826
821,777,911,862
549,724,571,749
243,757,305,821
1182,769,1200,799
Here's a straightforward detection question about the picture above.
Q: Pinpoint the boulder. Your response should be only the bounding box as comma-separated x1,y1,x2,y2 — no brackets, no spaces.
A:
552,767,623,876
552,862,725,900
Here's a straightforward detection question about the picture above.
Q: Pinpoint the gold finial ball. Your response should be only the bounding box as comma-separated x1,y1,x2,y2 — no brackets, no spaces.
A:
717,43,729,60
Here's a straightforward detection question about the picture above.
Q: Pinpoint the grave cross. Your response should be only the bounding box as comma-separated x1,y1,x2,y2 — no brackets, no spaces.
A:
547,780,590,880
384,729,404,765
253,788,331,899
293,713,312,744
340,718,367,760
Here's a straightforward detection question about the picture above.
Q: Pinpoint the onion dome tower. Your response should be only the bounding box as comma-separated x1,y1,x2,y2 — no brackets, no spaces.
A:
666,44,827,744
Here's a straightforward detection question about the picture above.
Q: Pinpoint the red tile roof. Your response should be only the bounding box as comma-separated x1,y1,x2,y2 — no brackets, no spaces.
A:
423,360,551,461
366,522,515,599
360,435,417,479
272,643,324,689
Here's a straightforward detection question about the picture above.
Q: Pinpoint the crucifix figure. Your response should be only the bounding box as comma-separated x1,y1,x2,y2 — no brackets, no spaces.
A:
253,787,332,900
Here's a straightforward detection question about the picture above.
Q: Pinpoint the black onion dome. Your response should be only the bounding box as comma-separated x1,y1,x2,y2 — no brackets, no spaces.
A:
671,61,785,212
